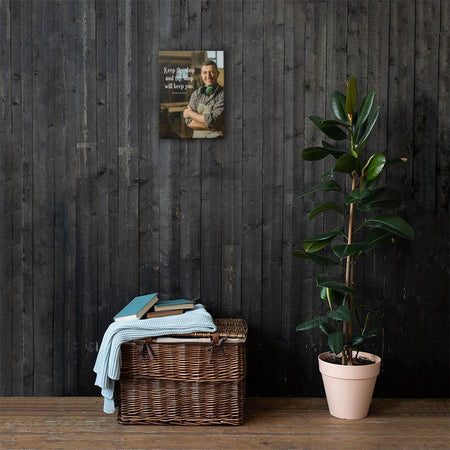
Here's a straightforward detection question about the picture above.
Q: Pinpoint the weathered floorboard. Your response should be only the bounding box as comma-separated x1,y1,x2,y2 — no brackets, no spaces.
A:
0,397,449,449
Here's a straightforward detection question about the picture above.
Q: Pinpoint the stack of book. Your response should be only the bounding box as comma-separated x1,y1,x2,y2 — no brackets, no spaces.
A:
145,299,196,318
113,293,196,321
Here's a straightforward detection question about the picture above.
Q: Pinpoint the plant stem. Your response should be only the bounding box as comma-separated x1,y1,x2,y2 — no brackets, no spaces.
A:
344,171,358,364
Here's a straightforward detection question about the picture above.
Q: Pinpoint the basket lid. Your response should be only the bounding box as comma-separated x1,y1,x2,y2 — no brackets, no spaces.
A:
173,318,248,339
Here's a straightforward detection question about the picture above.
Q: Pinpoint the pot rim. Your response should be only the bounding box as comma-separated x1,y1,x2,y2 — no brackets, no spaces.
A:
318,351,381,379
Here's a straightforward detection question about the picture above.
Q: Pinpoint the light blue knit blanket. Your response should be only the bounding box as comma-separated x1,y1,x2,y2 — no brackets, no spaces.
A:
94,304,216,413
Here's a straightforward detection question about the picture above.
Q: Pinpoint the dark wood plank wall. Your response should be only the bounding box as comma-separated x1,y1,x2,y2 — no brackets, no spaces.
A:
0,0,448,397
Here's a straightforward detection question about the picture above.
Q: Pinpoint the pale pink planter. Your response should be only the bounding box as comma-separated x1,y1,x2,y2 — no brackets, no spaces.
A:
318,351,381,420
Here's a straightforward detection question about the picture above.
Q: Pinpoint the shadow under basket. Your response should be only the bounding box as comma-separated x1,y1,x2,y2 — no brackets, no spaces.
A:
117,318,248,425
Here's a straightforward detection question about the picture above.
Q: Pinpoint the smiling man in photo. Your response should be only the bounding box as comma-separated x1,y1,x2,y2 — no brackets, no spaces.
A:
183,60,224,138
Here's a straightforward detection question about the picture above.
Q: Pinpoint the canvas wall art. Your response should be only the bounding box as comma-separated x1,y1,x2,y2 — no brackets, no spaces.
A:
159,50,224,139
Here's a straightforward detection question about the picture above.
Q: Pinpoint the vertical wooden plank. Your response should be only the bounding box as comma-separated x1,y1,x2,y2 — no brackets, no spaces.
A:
0,0,13,395
413,0,440,211
179,0,201,301
31,0,55,395
242,0,263,395
53,0,78,395
347,0,368,90
96,0,112,331
281,0,307,396
117,0,139,307
363,0,391,369
437,0,449,215
436,0,450,393
403,0,447,395
200,0,223,317
138,0,160,297
10,0,33,396
260,0,285,395
221,0,243,318
96,0,119,325
158,0,181,300
75,0,97,395
299,0,328,394
382,0,416,396
96,0,120,327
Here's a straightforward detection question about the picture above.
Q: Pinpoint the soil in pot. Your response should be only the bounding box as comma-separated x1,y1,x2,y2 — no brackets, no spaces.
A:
324,354,375,366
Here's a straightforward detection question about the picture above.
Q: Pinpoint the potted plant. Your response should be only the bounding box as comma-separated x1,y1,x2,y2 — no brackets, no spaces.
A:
294,76,414,419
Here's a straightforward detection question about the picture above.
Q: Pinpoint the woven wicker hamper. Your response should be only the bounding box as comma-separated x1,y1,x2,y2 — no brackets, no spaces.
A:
117,318,247,425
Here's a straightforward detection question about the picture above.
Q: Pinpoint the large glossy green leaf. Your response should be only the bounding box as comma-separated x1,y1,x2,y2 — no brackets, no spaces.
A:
350,335,364,347
294,180,342,200
364,229,394,249
309,115,348,141
316,274,353,293
365,154,386,180
345,76,357,115
364,215,414,240
369,188,401,209
328,331,345,355
321,141,347,159
333,154,362,174
308,201,344,220
322,119,351,129
330,91,347,121
296,316,328,331
361,330,380,340
320,287,346,306
362,176,380,191
355,89,374,131
319,322,336,335
345,188,373,205
302,147,330,161
302,228,343,253
328,305,352,322
331,241,370,259
292,250,340,267
356,104,380,145
302,145,346,161
345,187,400,211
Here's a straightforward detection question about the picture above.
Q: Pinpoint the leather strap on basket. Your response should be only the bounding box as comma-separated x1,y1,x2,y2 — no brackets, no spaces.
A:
137,337,154,362
207,332,227,364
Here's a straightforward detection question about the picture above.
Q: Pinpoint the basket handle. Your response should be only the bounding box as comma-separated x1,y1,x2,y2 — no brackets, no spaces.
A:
137,338,154,362
207,333,227,364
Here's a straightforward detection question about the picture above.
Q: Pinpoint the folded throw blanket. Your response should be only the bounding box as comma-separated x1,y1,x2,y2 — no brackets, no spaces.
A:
94,304,216,413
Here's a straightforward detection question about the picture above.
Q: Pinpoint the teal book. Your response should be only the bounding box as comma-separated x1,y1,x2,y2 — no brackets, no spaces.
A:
113,293,159,321
153,298,196,312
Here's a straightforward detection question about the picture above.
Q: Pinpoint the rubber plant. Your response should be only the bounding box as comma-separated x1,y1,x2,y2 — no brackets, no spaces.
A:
294,76,414,365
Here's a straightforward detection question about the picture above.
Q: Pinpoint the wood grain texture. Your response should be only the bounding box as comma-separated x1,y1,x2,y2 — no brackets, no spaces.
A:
0,397,449,449
221,0,243,319
10,0,33,396
0,0,448,397
242,0,264,396
0,0,13,396
31,0,55,395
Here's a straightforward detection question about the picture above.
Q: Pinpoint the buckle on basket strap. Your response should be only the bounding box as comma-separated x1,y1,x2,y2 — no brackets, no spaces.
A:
137,337,154,362
207,332,227,364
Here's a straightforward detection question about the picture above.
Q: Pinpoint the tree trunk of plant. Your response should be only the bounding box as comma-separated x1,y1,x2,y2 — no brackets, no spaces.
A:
344,171,358,364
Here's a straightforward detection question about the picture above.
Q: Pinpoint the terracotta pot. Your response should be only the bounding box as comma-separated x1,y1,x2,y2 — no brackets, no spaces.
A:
318,351,381,419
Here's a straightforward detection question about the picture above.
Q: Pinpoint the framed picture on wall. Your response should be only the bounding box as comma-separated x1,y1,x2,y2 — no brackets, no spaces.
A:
159,50,224,139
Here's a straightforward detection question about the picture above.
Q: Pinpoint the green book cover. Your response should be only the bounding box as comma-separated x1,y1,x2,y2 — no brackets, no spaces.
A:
113,293,159,321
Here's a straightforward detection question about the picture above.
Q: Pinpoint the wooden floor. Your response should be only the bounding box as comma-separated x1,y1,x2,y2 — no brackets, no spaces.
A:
0,397,449,449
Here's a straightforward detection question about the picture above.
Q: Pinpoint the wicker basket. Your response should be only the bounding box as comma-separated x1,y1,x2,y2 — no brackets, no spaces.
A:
117,318,247,425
